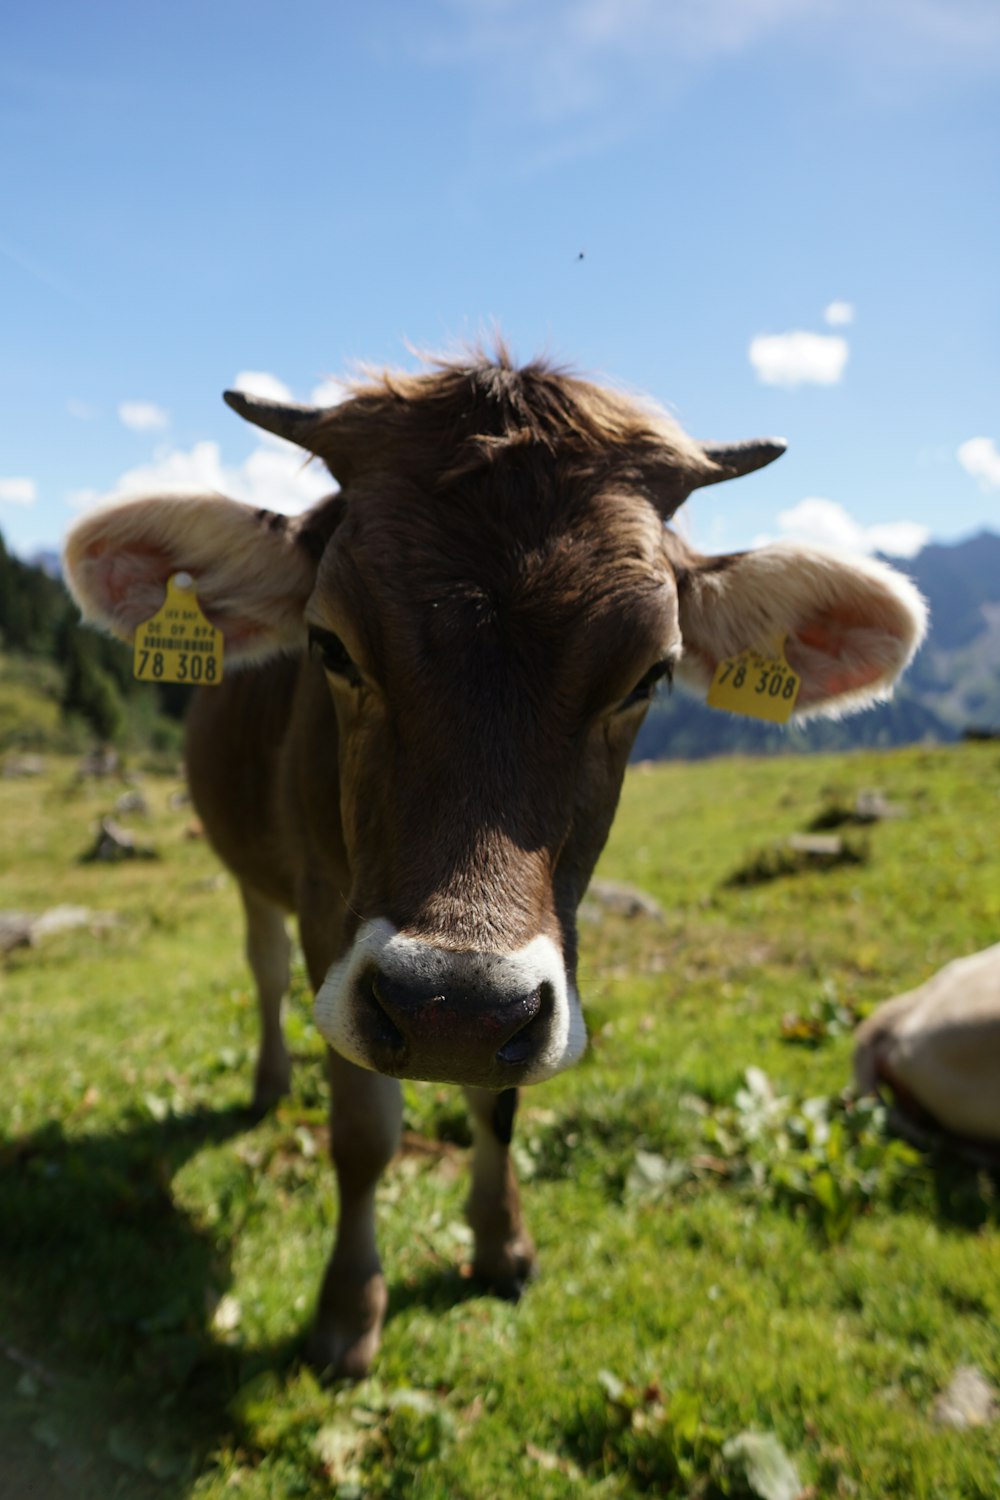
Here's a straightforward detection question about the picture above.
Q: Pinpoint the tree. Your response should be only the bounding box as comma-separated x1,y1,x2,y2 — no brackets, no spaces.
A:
58,622,125,742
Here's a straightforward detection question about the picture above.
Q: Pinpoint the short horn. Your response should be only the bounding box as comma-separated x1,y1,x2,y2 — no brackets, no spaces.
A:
223,390,325,445
697,438,787,486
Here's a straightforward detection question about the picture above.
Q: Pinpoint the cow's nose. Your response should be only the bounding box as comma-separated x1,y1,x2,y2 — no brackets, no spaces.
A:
366,970,550,1071
314,921,584,1088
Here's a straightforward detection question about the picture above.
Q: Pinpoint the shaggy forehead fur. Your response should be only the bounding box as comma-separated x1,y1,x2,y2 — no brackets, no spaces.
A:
305,345,717,496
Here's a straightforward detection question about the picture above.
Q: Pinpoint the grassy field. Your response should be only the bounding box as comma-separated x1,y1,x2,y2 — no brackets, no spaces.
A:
2,742,999,1498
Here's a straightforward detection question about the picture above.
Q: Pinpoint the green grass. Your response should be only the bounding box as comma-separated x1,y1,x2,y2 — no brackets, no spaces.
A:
0,653,66,751
2,743,999,1497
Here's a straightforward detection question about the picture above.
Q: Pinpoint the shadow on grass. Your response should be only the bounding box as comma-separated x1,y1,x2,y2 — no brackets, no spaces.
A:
385,1258,526,1325
880,1102,1000,1230
925,1148,1000,1231
0,1104,304,1497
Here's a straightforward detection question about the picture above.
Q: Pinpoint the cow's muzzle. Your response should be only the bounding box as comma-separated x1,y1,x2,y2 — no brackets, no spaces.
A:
314,920,587,1088
365,969,553,1078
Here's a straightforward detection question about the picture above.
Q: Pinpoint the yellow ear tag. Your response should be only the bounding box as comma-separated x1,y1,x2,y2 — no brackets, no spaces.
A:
133,573,224,686
706,635,800,723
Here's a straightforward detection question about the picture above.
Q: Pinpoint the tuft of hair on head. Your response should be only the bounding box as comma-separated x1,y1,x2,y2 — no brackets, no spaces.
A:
325,340,714,494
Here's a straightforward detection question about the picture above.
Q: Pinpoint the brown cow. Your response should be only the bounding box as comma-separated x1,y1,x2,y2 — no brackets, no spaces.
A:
63,348,926,1377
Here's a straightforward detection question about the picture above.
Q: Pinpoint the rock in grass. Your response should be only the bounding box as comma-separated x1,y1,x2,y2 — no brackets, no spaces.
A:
0,905,119,951
0,912,34,953
75,747,122,780
810,787,904,829
30,905,104,939
785,833,846,857
578,879,664,923
932,1366,998,1429
2,753,45,778
114,789,149,817
854,788,903,822
78,817,158,863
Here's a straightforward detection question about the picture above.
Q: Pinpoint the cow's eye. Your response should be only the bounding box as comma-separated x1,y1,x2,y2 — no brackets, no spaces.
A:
619,658,673,711
309,627,362,686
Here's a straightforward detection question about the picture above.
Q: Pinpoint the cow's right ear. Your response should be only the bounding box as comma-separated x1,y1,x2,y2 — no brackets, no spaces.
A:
672,540,927,719
62,493,320,665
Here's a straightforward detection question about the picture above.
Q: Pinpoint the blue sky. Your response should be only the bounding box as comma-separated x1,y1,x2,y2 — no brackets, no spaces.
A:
1,0,998,563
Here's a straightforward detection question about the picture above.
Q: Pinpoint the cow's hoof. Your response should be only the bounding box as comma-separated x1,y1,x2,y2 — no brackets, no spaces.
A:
473,1236,538,1301
307,1270,387,1381
250,1065,292,1119
305,1322,382,1383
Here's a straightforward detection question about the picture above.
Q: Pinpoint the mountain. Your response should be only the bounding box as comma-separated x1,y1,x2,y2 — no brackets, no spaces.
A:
27,548,63,580
633,530,1000,762
894,532,1000,733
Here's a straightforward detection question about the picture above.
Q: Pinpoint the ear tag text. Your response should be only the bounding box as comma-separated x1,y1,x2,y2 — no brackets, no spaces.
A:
133,573,223,686
706,635,800,723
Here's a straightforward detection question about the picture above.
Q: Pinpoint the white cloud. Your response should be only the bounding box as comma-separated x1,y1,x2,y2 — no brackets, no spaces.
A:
67,398,98,420
767,497,929,557
957,436,1000,490
118,400,170,432
748,331,849,388
311,377,348,407
823,300,855,326
231,370,295,403
67,439,332,517
66,487,100,511
0,477,38,507
427,0,1000,140
430,0,824,122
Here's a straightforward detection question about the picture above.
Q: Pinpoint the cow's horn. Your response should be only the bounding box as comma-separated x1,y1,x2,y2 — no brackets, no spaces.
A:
696,438,787,485
223,390,325,444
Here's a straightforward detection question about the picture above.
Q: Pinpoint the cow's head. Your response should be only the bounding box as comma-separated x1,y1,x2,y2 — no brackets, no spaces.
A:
63,352,926,1089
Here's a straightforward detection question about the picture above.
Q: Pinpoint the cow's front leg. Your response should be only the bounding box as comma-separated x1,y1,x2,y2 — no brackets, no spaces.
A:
240,882,292,1115
463,1086,537,1298
308,1050,402,1379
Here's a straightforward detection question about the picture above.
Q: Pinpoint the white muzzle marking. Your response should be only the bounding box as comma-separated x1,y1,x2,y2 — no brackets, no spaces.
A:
314,918,586,1084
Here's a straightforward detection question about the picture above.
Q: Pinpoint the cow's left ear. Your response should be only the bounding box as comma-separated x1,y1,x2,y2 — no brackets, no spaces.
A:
63,492,321,665
674,542,928,718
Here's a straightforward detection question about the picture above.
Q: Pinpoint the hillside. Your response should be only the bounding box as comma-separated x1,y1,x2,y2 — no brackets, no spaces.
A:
900,531,1000,731
0,530,189,753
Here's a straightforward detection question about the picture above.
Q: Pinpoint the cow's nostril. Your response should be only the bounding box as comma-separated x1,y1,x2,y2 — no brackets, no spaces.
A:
373,974,447,1010
496,982,552,1066
367,972,407,1052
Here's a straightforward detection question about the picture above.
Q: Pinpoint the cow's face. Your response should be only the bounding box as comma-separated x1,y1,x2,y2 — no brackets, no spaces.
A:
306,469,681,1087
62,353,927,1091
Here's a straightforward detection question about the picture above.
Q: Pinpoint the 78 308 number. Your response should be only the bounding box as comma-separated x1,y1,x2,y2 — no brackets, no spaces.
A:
715,657,797,701
136,649,217,683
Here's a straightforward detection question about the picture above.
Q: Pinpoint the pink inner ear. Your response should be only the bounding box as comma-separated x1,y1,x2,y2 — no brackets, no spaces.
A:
79,539,294,659
101,549,169,607
82,542,174,632
789,612,890,705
